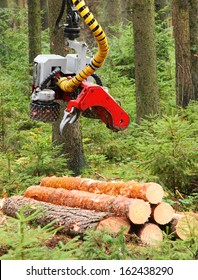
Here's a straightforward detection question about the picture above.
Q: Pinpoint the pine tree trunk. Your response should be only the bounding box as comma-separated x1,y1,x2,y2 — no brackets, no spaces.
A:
104,0,122,36
121,0,133,23
172,0,195,107
17,0,25,8
48,0,87,175
27,0,41,65
0,0,8,8
189,0,198,100
132,0,160,124
40,0,49,30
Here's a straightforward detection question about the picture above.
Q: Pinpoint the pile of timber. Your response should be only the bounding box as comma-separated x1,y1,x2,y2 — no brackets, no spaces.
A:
2,176,198,245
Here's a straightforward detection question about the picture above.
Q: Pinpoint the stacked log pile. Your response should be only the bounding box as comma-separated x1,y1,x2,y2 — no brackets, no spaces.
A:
2,176,198,245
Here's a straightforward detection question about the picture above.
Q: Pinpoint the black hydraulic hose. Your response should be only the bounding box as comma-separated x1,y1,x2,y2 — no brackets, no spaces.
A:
55,0,66,29
40,68,61,90
91,73,103,86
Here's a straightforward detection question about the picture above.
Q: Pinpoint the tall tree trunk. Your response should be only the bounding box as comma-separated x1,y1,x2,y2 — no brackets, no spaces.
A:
104,0,122,36
27,0,41,65
132,0,160,124
189,0,198,100
121,0,127,25
121,0,133,23
48,0,87,176
0,0,8,8
172,0,194,107
40,0,49,30
17,0,25,8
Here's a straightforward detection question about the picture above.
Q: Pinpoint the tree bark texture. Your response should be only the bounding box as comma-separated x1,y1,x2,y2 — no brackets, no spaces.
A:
172,0,195,107
132,0,160,124
3,196,197,242
40,176,164,204
0,0,8,8
40,0,49,30
2,197,164,243
2,196,112,235
189,0,198,100
104,0,122,36
17,0,26,8
27,0,41,65
24,186,152,224
48,0,87,175
121,0,133,23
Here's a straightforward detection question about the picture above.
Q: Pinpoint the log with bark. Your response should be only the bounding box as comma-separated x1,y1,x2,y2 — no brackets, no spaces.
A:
2,196,115,235
170,213,198,240
40,176,164,204
24,186,151,224
2,196,163,244
151,202,175,225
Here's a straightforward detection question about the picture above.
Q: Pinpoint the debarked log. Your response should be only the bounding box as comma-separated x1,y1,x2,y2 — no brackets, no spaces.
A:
40,176,164,204
24,186,151,224
2,196,124,235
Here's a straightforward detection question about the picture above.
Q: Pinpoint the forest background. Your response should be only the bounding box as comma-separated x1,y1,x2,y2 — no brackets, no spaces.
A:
0,0,197,260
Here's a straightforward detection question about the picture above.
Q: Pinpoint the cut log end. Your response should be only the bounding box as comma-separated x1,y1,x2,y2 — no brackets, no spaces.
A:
152,202,174,225
96,216,131,234
128,200,151,224
171,214,198,240
137,223,163,245
145,183,164,204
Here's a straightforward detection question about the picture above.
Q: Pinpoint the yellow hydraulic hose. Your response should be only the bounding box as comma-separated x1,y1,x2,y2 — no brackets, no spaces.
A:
57,0,109,93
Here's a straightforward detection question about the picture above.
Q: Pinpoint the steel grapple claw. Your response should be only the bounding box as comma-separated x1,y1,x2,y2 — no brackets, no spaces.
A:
60,107,80,135
64,81,130,131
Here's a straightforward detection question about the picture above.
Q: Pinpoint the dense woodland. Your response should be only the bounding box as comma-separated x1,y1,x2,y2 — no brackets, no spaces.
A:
0,0,198,260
